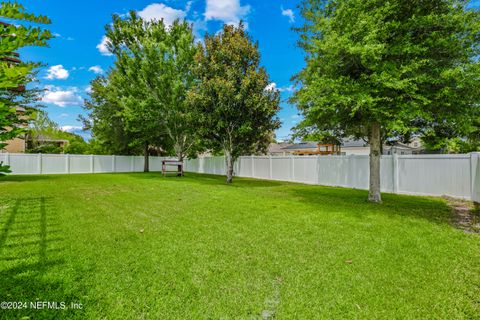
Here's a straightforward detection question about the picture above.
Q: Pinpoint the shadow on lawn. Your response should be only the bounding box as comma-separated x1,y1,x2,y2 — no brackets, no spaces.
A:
1,175,64,183
0,197,86,319
287,185,454,225
126,172,286,188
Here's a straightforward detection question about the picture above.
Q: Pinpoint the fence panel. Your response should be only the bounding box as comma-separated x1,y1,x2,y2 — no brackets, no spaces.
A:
41,154,67,174
149,157,164,172
201,156,225,175
317,156,350,188
94,155,114,173
271,157,292,181
253,157,270,179
293,156,317,184
237,157,253,177
69,155,91,173
113,156,132,173
397,155,471,199
7,154,39,174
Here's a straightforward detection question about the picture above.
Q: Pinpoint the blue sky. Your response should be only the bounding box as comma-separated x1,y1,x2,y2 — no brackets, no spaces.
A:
18,0,305,141
17,0,480,141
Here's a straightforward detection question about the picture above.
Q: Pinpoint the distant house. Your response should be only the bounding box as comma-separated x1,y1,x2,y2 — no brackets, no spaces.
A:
268,142,292,156
3,136,26,153
0,39,28,154
25,134,69,153
2,107,28,153
267,138,424,156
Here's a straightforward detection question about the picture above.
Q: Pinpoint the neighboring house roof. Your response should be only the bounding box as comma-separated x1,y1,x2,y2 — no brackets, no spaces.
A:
282,139,368,150
274,138,423,153
28,134,68,143
268,142,292,153
385,142,420,150
281,141,318,150
341,139,368,148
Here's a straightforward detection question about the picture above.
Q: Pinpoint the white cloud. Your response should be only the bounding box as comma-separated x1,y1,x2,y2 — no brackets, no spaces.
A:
265,83,296,93
45,65,69,80
97,36,112,56
61,125,83,132
59,113,69,119
205,0,250,26
265,82,278,91
279,84,295,92
281,7,295,23
88,65,104,74
138,3,187,26
185,1,193,13
53,33,74,41
85,85,92,94
42,88,83,107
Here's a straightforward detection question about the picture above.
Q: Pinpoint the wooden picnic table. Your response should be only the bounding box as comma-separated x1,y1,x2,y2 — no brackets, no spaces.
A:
162,160,184,177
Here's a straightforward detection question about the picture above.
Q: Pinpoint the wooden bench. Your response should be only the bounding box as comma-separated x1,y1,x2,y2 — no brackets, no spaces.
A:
162,160,184,177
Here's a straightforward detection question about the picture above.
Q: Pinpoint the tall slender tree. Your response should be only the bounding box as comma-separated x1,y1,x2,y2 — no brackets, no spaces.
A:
190,23,280,183
85,13,201,171
0,2,51,174
82,72,140,156
292,0,480,202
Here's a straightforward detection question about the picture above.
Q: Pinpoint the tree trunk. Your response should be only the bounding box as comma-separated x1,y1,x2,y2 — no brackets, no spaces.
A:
177,153,184,177
144,142,149,173
225,151,234,184
368,123,382,203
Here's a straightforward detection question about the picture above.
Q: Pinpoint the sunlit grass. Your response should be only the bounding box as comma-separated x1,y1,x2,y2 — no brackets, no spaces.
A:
0,173,479,319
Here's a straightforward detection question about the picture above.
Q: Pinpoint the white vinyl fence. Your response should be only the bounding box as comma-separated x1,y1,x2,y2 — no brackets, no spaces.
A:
185,154,480,202
1,152,479,202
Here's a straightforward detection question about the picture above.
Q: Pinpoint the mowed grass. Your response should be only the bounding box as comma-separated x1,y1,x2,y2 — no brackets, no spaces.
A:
0,173,479,319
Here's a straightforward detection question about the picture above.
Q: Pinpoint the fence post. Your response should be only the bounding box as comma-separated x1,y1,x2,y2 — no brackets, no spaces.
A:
130,156,135,172
349,154,355,188
5,152,9,166
66,154,70,174
90,155,94,173
316,155,320,185
269,155,273,179
112,155,116,173
38,153,42,174
251,155,255,178
470,152,480,202
291,156,295,182
392,154,399,194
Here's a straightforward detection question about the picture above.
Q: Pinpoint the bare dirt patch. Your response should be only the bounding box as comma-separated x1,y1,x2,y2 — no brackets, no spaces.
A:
444,196,480,234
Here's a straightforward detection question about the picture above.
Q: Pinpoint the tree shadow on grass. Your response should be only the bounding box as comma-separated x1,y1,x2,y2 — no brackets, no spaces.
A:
1,175,64,183
286,185,454,226
0,197,87,319
126,172,287,188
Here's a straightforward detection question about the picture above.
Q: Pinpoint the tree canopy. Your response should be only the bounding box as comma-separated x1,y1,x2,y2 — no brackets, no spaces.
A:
0,1,51,174
292,0,480,202
85,12,201,171
189,23,280,183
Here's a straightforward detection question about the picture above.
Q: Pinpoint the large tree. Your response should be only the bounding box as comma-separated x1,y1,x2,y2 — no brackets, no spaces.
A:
113,13,200,165
190,23,280,183
0,2,51,174
82,72,138,156
292,0,480,202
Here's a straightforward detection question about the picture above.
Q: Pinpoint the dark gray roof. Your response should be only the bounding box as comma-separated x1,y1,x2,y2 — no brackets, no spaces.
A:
268,143,293,153
341,139,368,148
281,141,318,150
282,139,368,150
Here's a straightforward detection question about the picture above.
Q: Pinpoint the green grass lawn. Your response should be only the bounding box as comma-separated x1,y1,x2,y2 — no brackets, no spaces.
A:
0,173,479,319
